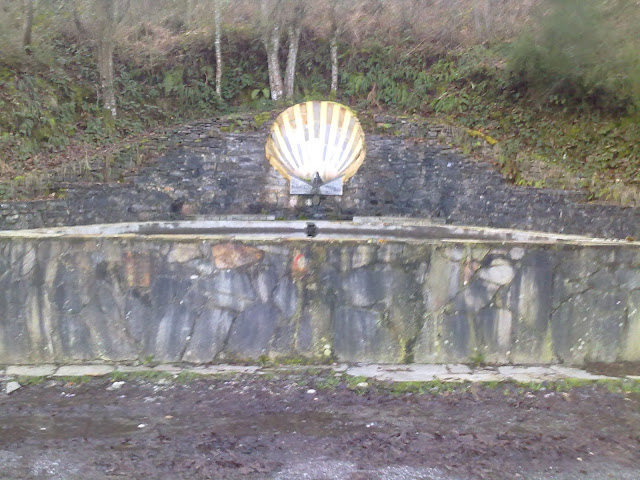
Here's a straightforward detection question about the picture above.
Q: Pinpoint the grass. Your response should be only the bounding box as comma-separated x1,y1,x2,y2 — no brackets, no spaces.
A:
54,375,93,384
109,370,174,383
6,364,640,396
174,371,207,383
14,375,48,386
315,373,341,390
312,374,640,397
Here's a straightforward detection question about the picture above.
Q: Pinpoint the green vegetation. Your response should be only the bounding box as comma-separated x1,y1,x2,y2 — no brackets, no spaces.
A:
55,375,93,384
109,369,174,382
14,375,48,386
0,0,638,203
315,373,341,390
382,379,465,395
6,368,640,396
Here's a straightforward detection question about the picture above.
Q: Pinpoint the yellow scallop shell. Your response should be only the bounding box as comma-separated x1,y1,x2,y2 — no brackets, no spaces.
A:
265,101,366,184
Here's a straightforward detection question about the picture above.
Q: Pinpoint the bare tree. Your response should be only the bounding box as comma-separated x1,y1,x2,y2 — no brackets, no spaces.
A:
71,0,89,38
214,0,222,96
22,0,34,51
258,0,308,101
95,0,117,116
260,0,284,101
474,0,492,36
186,0,196,26
328,0,343,95
330,32,338,95
283,1,305,99
95,0,130,117
326,0,352,95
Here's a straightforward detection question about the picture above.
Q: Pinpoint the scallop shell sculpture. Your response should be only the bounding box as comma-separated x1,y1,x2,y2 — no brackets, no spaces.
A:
265,101,366,195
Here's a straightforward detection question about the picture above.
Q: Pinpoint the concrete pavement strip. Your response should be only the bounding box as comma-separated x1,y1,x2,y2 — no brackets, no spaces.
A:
0,363,634,383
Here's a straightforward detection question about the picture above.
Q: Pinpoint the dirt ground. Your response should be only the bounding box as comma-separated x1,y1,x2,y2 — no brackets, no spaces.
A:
0,371,639,480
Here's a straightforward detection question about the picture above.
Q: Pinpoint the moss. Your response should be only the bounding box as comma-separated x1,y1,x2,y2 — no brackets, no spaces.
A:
109,370,173,382
253,111,271,128
14,375,48,386
467,128,499,145
175,371,206,383
56,375,93,384
540,327,555,363
469,351,487,367
316,374,341,389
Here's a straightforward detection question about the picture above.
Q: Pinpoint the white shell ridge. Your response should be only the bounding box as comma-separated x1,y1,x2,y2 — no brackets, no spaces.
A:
265,101,366,185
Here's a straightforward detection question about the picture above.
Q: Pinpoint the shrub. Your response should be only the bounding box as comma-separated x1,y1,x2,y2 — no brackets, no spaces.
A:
507,0,639,113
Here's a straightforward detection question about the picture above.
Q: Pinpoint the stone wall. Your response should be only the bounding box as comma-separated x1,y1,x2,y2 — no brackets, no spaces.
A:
1,224,638,366
1,115,638,239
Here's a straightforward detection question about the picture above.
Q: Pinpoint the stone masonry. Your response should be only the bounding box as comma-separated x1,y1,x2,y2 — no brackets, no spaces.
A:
1,230,638,366
0,117,638,239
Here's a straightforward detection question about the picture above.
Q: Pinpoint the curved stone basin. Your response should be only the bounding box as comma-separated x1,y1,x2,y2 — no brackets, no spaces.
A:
0,218,638,366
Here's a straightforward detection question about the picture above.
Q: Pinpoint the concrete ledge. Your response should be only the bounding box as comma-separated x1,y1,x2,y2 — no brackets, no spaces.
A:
1,364,637,383
2,219,639,246
53,365,115,377
6,365,57,377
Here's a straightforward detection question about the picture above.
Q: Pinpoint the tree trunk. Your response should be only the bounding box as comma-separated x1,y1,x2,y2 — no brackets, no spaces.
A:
330,32,338,95
96,0,117,117
214,0,222,96
284,25,301,99
265,26,283,101
73,1,88,38
474,1,481,32
483,0,492,31
186,0,196,26
22,0,34,52
474,0,492,35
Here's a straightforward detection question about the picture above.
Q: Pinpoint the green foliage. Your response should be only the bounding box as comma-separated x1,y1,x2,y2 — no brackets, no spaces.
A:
469,351,486,367
0,3,637,204
315,373,341,390
507,0,639,113
340,43,435,111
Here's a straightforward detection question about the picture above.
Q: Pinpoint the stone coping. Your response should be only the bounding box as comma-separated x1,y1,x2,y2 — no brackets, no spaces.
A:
2,364,638,384
1,218,639,247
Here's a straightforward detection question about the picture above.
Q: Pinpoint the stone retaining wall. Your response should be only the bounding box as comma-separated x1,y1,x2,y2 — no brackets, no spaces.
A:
1,223,638,366
2,114,638,240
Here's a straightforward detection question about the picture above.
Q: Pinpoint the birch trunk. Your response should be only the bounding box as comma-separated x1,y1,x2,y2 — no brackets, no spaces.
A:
73,1,88,38
330,32,338,95
474,0,492,34
482,0,492,31
260,0,283,101
96,0,117,117
214,0,222,96
186,0,195,26
265,26,283,101
22,0,34,51
474,1,482,33
284,25,301,99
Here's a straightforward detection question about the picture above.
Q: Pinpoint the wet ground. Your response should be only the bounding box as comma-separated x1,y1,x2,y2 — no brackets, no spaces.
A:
1,371,639,480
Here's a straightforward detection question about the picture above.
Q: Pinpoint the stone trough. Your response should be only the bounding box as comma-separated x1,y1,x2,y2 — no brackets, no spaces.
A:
1,217,638,366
